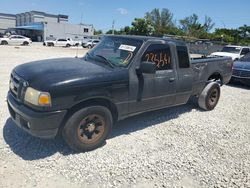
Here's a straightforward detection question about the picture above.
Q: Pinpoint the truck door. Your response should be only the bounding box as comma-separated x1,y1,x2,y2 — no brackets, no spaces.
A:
174,45,193,104
129,42,177,113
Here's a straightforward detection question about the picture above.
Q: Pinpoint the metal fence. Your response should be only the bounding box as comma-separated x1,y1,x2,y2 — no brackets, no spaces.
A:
187,43,224,55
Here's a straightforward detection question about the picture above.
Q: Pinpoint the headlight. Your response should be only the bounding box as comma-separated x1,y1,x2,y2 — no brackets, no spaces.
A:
24,87,51,106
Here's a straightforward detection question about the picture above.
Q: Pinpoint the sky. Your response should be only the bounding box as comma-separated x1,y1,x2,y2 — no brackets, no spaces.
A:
1,0,250,32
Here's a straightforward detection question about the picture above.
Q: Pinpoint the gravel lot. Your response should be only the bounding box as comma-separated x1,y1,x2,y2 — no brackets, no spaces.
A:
0,44,249,188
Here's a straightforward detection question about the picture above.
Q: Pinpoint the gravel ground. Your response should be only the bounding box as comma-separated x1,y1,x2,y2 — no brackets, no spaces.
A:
0,44,249,188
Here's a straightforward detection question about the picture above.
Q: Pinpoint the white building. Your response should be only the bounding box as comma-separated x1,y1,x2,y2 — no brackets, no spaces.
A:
0,13,16,33
0,11,94,41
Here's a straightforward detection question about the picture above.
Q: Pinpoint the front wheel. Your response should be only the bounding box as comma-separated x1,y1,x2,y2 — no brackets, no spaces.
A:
62,106,113,152
23,41,29,46
198,82,221,111
1,41,8,45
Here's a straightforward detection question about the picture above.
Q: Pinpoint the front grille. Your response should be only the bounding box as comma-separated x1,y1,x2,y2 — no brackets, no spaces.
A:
10,72,26,101
232,69,250,78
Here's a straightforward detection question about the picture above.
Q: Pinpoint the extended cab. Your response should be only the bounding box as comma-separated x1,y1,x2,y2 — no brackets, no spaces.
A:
7,36,233,151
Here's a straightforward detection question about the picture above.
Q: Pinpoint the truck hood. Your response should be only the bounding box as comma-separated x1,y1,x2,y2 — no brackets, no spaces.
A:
233,61,250,70
211,52,239,60
14,58,125,91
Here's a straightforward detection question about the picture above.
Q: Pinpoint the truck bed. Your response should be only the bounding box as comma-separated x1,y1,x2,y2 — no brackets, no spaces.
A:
191,56,233,95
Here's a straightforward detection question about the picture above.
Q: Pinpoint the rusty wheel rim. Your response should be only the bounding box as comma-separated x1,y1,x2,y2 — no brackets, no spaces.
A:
77,114,105,144
208,88,218,106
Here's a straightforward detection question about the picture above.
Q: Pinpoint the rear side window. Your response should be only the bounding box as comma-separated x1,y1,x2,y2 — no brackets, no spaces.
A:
142,44,172,71
177,46,190,68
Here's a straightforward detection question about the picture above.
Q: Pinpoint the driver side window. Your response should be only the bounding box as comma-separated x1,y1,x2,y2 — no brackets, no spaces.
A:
141,44,172,71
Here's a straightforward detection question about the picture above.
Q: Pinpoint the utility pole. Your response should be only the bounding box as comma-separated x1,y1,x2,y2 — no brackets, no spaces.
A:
112,20,115,35
76,13,83,58
80,13,83,25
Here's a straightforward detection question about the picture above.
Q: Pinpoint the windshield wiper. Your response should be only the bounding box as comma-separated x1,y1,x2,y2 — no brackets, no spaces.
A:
95,55,115,68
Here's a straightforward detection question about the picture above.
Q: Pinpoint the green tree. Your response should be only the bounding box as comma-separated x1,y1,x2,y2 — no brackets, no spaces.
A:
130,18,153,36
119,26,132,35
204,16,215,32
94,29,103,35
179,14,214,38
105,29,122,35
145,8,174,36
211,28,240,44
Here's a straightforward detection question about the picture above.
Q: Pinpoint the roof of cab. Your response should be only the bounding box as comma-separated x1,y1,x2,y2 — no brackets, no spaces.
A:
105,35,187,46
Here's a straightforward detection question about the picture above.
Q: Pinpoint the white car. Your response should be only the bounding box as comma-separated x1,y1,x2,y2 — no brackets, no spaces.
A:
82,39,100,49
0,35,32,46
43,38,80,47
211,45,250,61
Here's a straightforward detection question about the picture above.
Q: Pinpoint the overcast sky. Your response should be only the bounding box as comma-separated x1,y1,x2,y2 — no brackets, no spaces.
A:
1,0,250,31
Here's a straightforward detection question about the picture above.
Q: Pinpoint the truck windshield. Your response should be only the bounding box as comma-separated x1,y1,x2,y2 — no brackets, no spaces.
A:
221,47,241,54
85,36,143,67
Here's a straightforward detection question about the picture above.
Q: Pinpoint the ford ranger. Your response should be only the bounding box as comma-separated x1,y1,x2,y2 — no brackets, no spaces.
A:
7,35,233,151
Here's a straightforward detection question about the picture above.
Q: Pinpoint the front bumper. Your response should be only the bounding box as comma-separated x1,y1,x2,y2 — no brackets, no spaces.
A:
7,92,67,139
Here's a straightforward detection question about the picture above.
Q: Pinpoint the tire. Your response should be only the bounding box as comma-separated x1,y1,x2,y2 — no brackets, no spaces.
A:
87,45,92,49
1,41,8,45
62,106,113,152
198,82,221,111
66,44,71,47
48,43,54,47
23,41,29,46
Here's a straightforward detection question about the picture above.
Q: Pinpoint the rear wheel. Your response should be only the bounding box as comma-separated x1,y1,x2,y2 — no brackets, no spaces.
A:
66,44,71,47
198,82,220,111
1,41,8,45
48,43,54,47
62,106,113,152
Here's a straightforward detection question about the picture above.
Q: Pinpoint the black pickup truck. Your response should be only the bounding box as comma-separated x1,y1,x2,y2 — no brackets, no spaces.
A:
7,35,233,151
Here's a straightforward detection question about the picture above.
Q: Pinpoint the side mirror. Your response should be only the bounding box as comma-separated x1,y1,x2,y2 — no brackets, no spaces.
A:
139,61,156,74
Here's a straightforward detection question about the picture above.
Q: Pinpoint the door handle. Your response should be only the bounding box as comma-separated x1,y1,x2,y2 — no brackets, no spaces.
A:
169,77,175,82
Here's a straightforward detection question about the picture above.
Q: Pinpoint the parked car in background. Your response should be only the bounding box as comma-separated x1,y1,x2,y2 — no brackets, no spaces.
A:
231,52,250,85
211,45,250,61
0,35,32,46
43,38,80,47
82,39,100,48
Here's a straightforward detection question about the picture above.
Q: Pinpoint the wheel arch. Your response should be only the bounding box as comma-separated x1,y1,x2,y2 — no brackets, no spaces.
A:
207,72,223,85
1,40,8,45
60,97,118,130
